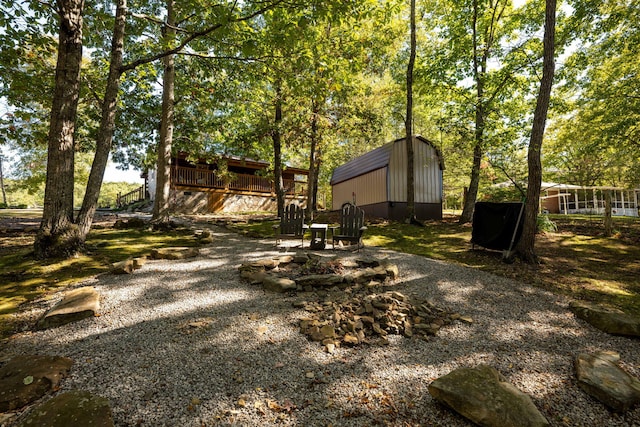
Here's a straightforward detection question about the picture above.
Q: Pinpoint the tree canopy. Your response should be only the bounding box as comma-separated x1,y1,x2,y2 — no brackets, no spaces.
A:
1,0,638,259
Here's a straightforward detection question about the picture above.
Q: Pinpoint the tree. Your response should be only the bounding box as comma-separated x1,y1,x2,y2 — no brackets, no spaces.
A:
0,151,6,205
515,0,556,263
405,0,416,222
151,0,176,224
75,0,127,238
34,0,86,259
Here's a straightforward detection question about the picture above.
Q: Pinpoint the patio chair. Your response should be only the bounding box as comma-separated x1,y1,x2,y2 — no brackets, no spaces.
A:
273,203,308,248
330,202,367,251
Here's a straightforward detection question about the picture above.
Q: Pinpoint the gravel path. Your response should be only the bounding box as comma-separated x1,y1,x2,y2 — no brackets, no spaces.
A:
2,225,639,426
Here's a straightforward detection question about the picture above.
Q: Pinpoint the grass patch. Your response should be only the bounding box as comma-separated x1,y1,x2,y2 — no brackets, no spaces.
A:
232,213,640,315
0,217,199,338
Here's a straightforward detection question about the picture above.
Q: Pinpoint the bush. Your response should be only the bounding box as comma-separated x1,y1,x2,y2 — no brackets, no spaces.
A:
537,215,557,233
0,202,7,209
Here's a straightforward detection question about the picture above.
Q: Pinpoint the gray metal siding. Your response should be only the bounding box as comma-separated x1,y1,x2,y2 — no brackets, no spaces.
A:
332,168,387,210
389,136,443,203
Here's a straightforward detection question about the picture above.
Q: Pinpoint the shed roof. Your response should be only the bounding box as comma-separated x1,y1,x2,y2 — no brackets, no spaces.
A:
330,135,443,185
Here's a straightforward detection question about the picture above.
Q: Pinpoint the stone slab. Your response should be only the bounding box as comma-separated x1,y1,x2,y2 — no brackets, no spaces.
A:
17,390,114,427
575,351,640,412
0,355,73,412
36,287,100,330
428,365,549,427
150,247,199,260
569,301,640,337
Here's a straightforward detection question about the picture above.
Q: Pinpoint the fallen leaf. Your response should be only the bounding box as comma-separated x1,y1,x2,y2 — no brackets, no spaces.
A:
23,376,34,385
266,399,281,412
191,397,201,405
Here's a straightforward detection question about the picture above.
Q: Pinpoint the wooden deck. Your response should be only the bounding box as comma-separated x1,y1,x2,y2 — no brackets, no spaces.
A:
171,166,305,195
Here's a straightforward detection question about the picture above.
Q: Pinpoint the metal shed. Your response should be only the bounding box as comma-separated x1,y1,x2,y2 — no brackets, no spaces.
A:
330,135,444,220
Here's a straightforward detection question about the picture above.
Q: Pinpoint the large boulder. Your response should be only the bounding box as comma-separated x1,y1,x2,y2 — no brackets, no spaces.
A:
0,355,73,412
569,301,640,337
428,365,549,427
36,287,100,330
17,390,114,427
575,351,640,412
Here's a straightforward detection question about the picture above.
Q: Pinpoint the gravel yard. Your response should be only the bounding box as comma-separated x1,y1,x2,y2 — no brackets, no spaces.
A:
2,225,639,426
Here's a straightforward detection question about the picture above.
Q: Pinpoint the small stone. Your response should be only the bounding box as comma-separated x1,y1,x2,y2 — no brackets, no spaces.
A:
305,372,315,379
325,343,336,353
343,333,359,345
263,275,297,293
320,325,336,339
111,260,134,274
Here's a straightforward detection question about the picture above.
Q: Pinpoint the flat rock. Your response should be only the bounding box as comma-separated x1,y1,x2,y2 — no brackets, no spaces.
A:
262,275,297,293
150,247,199,260
569,301,640,337
0,355,73,412
240,270,267,285
36,287,100,330
17,390,114,427
111,259,135,274
575,351,640,412
296,274,345,288
428,365,549,427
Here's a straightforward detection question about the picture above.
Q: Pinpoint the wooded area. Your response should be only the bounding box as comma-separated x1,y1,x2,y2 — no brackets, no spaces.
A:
0,0,638,259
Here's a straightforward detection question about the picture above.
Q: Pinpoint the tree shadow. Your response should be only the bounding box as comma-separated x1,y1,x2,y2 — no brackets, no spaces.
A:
3,229,639,426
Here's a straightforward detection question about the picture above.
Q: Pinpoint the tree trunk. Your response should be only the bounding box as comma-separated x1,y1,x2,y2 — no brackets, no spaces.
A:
34,0,85,259
0,154,7,205
306,100,319,220
273,80,285,218
405,0,416,222
152,0,176,224
313,155,321,210
459,0,484,225
604,190,612,237
76,0,127,237
515,0,556,263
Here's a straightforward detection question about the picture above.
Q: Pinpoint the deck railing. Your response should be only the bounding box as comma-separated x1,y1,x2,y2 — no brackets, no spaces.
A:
171,166,305,195
116,184,148,208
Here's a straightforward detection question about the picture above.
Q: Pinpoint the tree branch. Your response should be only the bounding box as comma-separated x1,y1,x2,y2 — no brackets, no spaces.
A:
120,0,286,73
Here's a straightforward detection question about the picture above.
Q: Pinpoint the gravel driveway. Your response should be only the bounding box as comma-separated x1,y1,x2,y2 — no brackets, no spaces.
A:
2,224,639,426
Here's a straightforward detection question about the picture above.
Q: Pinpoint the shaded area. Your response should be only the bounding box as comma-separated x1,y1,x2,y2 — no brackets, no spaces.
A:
1,225,638,426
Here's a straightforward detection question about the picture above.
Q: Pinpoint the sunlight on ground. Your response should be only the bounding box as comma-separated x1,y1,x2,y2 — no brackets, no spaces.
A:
584,279,634,297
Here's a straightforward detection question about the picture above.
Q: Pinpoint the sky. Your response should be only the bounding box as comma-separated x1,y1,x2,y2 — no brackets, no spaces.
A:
105,160,144,183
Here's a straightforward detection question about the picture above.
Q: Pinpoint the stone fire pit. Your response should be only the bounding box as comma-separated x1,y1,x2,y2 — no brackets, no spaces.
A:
238,253,468,352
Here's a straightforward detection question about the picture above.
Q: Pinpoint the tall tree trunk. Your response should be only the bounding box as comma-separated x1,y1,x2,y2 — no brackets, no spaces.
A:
604,189,612,237
515,0,556,263
273,81,285,218
459,0,484,225
0,154,7,205
306,100,320,219
405,0,416,222
313,154,321,210
34,0,85,259
76,0,127,237
152,0,176,224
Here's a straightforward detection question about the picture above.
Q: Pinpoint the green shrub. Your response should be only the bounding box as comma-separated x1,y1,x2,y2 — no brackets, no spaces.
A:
537,214,557,233
0,202,7,209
